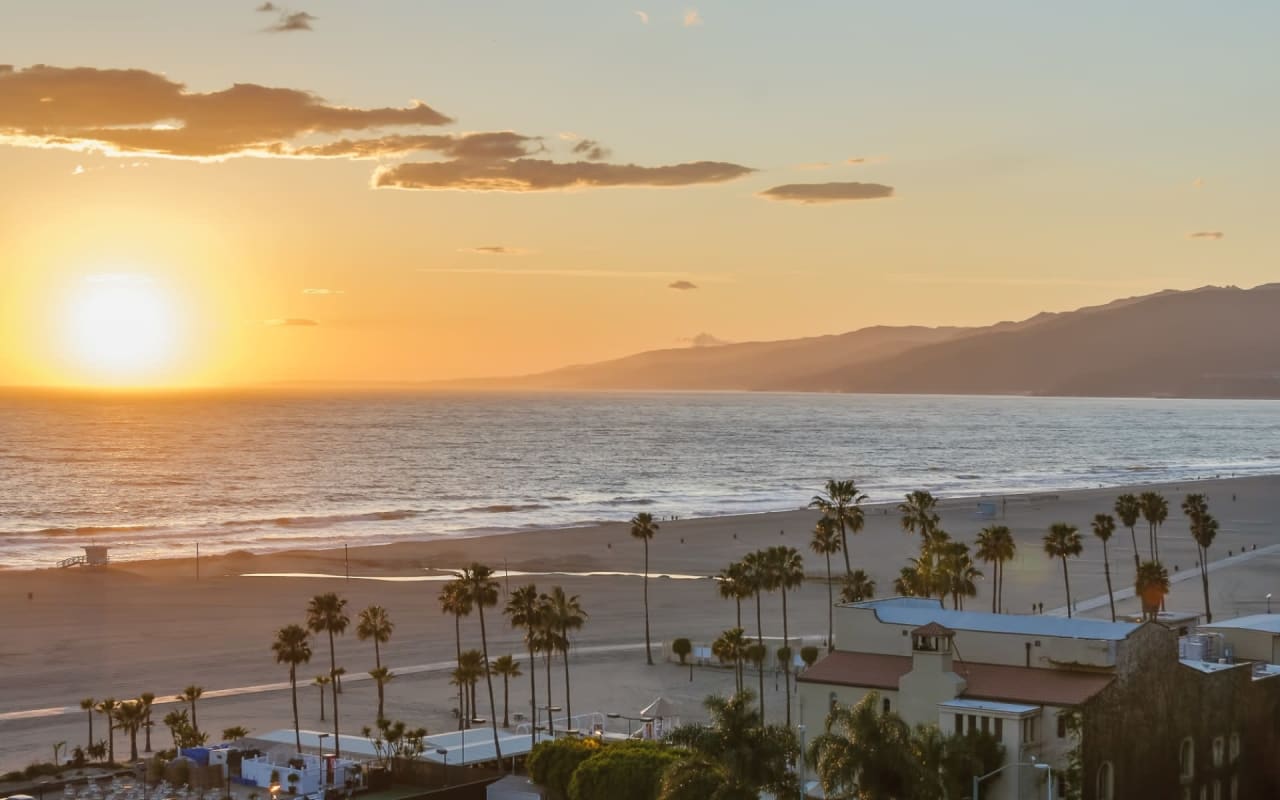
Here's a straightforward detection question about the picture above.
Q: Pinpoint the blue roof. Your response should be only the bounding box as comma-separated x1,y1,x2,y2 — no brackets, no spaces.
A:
1199,615,1280,634
849,597,1141,641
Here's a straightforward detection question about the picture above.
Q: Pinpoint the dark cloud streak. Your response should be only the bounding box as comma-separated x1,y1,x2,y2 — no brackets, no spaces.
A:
759,181,895,204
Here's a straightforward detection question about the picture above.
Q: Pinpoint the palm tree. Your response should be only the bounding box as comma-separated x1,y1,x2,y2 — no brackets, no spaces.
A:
356,605,394,721
458,563,504,770
176,686,203,736
839,569,876,603
937,541,982,610
458,649,486,724
306,592,350,758
505,583,542,747
893,566,923,597
629,511,660,665
1043,523,1084,617
975,525,1015,613
138,692,156,753
809,479,867,575
313,675,330,721
272,623,312,753
532,610,565,737
113,700,145,762
161,709,188,751
807,690,916,800
438,579,473,730
809,519,841,651
715,561,752,631
95,698,118,764
767,545,804,727
1091,513,1118,621
1139,491,1169,562
1136,560,1171,621
79,698,95,755
662,690,799,800
1183,493,1220,623
712,628,749,692
543,585,587,726
490,655,522,728
740,550,771,723
1115,493,1143,570
221,726,250,742
898,490,941,546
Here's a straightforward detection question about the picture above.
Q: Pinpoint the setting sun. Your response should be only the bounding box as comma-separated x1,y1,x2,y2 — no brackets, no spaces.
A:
61,274,182,383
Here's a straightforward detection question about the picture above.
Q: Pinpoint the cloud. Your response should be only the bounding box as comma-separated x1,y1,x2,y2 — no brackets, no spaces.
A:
794,161,831,171
302,288,344,295
458,246,531,255
1188,231,1224,240
293,131,540,160
256,2,277,11
376,158,753,192
680,332,731,347
419,267,707,281
571,139,611,161
635,10,649,24
265,318,319,326
266,11,316,33
683,9,703,26
668,280,698,290
846,157,867,165
0,64,451,160
758,181,895,204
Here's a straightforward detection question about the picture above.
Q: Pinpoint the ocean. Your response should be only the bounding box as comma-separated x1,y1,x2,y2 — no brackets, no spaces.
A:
2,390,1279,570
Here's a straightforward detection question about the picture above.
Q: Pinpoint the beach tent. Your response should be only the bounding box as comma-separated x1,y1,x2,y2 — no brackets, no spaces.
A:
638,696,680,738
640,696,678,719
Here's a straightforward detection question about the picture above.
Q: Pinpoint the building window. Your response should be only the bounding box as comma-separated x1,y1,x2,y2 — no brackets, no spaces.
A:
1228,733,1240,763
882,697,891,714
1022,716,1039,744
969,714,977,733
1213,780,1221,800
981,715,990,734
1057,712,1068,738
994,717,1003,739
1200,786,1207,800
1212,737,1225,767
955,714,963,735
1180,738,1195,780
829,692,837,713
1097,761,1114,800
1230,776,1238,800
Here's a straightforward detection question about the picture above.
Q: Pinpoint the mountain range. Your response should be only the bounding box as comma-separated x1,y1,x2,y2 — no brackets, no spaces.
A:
453,284,1280,398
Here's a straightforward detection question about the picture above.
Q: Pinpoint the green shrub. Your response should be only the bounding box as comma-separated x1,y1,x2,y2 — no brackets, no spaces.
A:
568,740,679,800
527,738,600,800
671,638,692,665
800,645,820,668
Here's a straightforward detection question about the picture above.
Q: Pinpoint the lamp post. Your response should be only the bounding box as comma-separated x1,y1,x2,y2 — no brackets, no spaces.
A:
797,724,807,796
605,712,653,739
541,705,562,737
1267,593,1272,614
316,733,330,793
435,748,449,788
972,761,1049,800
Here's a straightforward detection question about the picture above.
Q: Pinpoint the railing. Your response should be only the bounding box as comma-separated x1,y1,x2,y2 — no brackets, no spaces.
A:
57,555,88,568
515,712,606,737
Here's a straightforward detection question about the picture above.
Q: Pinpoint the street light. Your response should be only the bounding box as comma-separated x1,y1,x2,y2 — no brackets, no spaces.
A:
606,712,653,738
972,761,1050,800
796,724,807,795
1267,593,1272,614
435,748,449,788
316,733,330,792
542,705,562,736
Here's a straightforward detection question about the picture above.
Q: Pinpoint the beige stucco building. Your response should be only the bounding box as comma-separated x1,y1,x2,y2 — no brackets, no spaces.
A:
1195,614,1280,664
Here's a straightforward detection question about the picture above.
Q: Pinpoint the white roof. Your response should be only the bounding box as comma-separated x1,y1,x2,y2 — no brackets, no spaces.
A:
850,597,1141,641
419,727,553,767
1198,615,1280,635
939,698,1040,715
249,730,381,758
1180,659,1241,674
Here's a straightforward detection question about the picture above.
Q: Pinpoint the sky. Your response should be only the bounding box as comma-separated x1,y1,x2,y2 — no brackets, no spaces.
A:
1,1,1277,387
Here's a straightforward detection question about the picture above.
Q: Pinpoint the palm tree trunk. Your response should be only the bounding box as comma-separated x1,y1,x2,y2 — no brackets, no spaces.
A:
144,711,152,753
736,596,741,631
291,668,302,753
454,613,464,731
1129,526,1140,570
87,709,93,754
643,539,653,665
130,729,139,762
1200,546,1213,623
991,560,998,613
528,643,538,749
502,675,510,729
825,552,834,651
544,651,554,736
1103,540,1116,622
1061,557,1073,618
1154,523,1161,563
107,720,114,764
781,587,791,728
376,679,385,723
755,590,765,725
189,700,198,735
477,605,503,772
839,520,852,575
562,636,572,727
328,630,341,758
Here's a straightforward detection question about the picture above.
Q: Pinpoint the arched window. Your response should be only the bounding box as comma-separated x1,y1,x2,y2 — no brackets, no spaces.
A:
829,692,838,713
1229,732,1240,763
1096,761,1115,800
1180,738,1195,780
882,697,891,714
1212,736,1225,767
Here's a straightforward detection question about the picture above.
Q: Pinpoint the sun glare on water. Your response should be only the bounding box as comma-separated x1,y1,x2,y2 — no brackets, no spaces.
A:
61,273,184,384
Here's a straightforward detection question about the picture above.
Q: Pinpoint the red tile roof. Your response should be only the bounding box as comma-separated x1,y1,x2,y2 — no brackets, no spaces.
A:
798,651,1113,707
912,622,956,637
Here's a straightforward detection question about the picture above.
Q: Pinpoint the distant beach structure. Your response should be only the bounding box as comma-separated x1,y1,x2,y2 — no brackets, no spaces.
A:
56,545,110,568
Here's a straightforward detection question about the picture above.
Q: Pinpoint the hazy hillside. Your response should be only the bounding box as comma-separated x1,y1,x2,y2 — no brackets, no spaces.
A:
459,285,1280,398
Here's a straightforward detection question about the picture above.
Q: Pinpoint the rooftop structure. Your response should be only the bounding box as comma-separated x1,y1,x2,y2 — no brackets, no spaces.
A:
849,597,1141,641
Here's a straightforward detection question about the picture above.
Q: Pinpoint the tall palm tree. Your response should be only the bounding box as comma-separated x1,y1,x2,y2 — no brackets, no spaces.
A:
306,592,350,758
138,692,155,753
898,490,941,547
356,605,395,721
505,583,542,747
272,623,312,753
975,525,1015,613
711,627,749,692
543,585,587,726
937,541,982,610
176,686,203,737
438,580,473,730
662,690,799,800
1136,560,1171,621
1043,523,1084,617
113,700,145,762
767,545,805,727
1139,491,1169,562
458,649,486,725
893,566,923,597
490,655,522,728
1115,493,1143,570
458,563,504,770
715,561,752,631
740,550,770,723
1183,493,1220,623
809,479,867,575
809,519,841,651
313,675,330,721
368,667,395,723
79,698,95,755
533,612,565,737
95,698,118,764
806,690,915,800
1091,513,1118,621
839,569,876,603
629,511,660,665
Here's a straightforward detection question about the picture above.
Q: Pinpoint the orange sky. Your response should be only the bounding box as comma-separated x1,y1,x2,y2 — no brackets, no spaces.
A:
1,3,1273,388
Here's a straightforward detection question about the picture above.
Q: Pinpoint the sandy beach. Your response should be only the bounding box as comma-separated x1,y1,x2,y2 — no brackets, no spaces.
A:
3,474,1278,771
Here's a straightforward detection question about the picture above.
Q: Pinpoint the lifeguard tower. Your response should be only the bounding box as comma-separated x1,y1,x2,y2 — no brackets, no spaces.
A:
57,545,110,568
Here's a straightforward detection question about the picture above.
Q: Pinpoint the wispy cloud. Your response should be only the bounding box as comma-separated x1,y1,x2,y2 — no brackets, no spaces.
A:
419,267,710,282
264,10,316,33
255,2,277,12
683,9,703,26
458,246,531,256
571,139,611,161
668,280,698,290
1188,231,1224,240
634,10,650,24
846,157,867,165
265,318,319,326
758,181,895,204
302,288,345,295
377,159,753,192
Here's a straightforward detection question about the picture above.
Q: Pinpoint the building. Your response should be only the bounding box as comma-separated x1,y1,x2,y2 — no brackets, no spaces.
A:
1195,615,1280,664
797,598,1280,800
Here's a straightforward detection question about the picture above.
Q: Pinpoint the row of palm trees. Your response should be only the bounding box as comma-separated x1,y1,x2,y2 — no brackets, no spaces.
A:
75,685,220,766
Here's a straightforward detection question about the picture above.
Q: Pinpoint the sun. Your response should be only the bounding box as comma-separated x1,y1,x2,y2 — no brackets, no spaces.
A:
62,274,183,383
